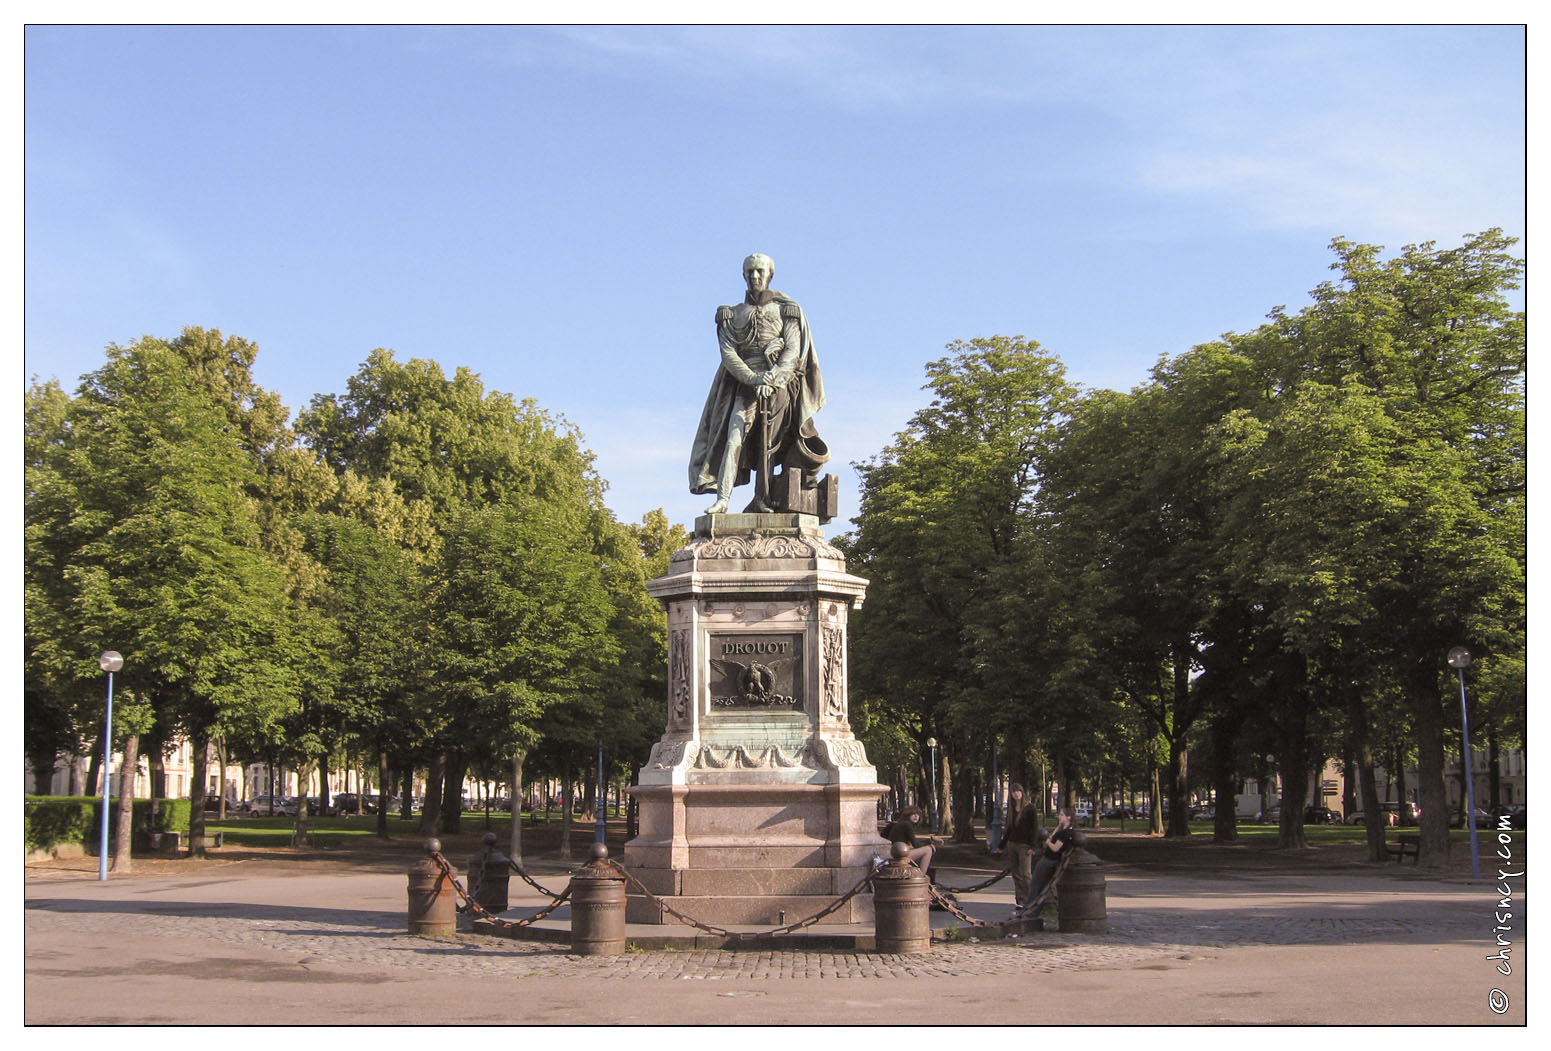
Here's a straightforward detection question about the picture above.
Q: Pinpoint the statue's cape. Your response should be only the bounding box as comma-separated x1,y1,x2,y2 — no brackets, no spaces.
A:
689,289,828,495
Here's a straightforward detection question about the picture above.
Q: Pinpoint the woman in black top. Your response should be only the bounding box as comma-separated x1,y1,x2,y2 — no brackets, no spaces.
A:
883,805,936,878
1000,784,1040,911
1021,806,1077,917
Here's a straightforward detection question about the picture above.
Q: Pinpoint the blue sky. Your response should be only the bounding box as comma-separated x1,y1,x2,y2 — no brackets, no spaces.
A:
22,25,1527,534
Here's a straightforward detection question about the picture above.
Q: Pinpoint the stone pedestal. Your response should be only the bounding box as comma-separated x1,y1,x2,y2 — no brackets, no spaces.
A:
624,513,889,925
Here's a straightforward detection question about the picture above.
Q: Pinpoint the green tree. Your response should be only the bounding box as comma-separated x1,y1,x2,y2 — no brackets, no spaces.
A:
848,336,1077,839
28,335,308,851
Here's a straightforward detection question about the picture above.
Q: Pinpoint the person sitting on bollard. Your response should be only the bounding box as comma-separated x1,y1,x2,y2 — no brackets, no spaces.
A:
998,784,1042,916
1018,806,1078,918
883,805,937,883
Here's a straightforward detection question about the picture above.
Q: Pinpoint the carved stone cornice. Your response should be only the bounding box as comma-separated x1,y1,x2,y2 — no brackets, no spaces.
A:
670,531,845,563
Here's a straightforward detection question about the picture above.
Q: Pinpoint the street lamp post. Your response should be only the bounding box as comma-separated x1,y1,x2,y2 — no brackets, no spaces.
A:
97,651,123,881
1448,647,1481,878
927,737,939,835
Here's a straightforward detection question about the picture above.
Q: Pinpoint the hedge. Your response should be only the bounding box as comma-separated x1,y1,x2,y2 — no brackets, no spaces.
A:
24,796,192,854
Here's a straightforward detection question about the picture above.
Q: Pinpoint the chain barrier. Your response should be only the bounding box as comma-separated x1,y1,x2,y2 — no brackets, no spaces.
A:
437,848,1062,942
507,857,567,901
931,867,1009,895
601,858,878,942
431,851,572,931
924,850,1074,929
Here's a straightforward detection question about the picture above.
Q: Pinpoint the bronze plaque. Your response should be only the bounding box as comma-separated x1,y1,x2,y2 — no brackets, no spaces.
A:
709,634,803,710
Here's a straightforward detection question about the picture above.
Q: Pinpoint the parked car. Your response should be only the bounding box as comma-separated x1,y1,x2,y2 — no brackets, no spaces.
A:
1451,807,1494,829
1488,804,1525,829
1073,804,1093,820
330,793,376,815
244,795,286,815
1101,806,1139,820
1303,806,1342,825
1347,802,1419,826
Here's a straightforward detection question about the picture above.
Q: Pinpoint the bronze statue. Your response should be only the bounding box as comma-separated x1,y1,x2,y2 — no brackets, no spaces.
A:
689,253,830,515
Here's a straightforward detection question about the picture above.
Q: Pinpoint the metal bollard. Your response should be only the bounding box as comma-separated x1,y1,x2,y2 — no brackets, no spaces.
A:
1056,847,1108,933
872,840,932,954
466,832,511,914
407,837,458,936
569,842,626,956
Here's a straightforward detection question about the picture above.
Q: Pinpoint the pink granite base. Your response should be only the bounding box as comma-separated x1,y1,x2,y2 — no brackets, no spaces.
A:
623,780,889,926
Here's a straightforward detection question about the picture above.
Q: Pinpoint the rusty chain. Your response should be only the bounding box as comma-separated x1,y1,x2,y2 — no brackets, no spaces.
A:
925,851,1073,929
436,848,1064,941
931,867,1009,895
507,857,567,901
601,857,878,941
431,851,572,931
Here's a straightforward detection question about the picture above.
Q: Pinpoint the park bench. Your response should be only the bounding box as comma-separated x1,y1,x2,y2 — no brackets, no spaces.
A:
1386,834,1419,863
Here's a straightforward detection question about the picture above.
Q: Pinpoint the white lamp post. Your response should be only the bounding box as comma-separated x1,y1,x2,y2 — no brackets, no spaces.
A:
97,651,123,881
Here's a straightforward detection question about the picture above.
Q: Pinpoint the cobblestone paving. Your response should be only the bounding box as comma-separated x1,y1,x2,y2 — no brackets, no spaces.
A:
25,899,1481,981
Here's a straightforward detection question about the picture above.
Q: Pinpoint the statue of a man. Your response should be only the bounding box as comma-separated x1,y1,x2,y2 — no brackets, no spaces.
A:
689,253,829,515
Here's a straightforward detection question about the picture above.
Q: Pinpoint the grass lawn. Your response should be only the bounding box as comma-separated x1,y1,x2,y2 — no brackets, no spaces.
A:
1091,817,1524,849
203,810,606,849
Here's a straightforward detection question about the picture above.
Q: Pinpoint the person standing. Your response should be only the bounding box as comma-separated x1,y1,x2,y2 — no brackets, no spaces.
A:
999,783,1041,914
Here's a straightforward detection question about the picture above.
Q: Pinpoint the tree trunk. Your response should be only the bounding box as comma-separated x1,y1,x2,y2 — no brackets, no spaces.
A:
1164,737,1190,837
582,764,597,823
1147,751,1164,835
1166,651,1191,837
1390,745,1407,812
950,754,976,843
30,754,55,795
85,740,102,797
376,748,391,839
559,777,575,861
318,752,332,817
418,754,445,837
147,732,167,800
509,751,526,865
1274,669,1311,850
1405,656,1451,870
1340,750,1357,820
400,763,414,820
110,734,140,874
1211,707,1240,843
188,730,209,857
216,737,230,821
1345,684,1388,861
293,765,311,848
438,750,466,835
1487,728,1501,810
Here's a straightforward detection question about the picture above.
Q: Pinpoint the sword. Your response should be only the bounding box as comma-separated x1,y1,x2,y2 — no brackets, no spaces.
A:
756,388,773,512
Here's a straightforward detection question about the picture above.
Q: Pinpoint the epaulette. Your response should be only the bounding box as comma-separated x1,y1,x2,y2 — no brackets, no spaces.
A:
715,305,734,323
779,301,803,321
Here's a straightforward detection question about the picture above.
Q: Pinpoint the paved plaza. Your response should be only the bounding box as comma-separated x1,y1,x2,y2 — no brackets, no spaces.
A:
23,836,1527,1026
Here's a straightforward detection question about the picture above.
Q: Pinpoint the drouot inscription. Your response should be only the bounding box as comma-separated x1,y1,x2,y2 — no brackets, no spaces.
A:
709,634,803,709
